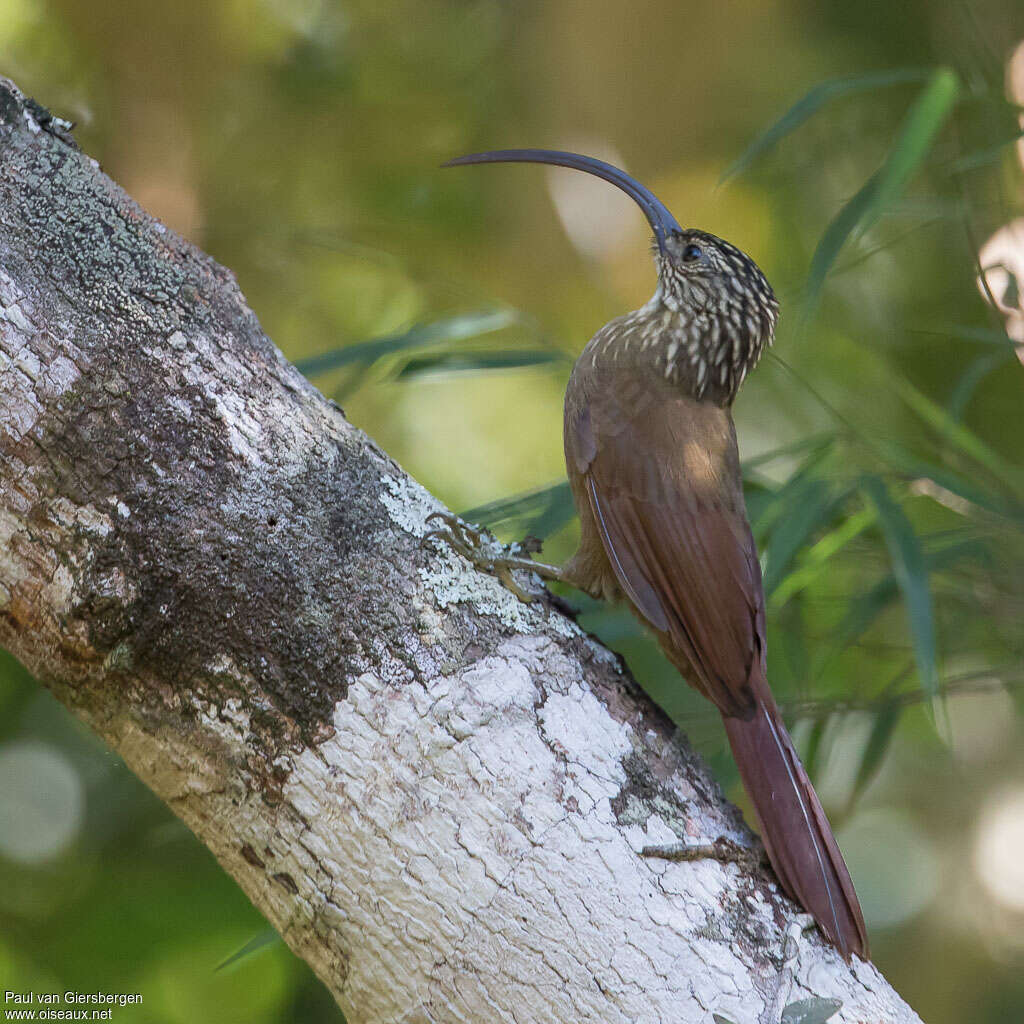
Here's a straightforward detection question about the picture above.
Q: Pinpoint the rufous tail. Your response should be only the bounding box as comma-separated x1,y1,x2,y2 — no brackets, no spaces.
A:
722,680,869,961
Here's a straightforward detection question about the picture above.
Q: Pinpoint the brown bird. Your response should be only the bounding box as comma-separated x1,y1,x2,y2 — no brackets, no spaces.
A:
437,149,868,961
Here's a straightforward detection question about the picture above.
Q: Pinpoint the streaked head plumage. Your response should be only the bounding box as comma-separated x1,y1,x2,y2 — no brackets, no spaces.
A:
444,148,779,403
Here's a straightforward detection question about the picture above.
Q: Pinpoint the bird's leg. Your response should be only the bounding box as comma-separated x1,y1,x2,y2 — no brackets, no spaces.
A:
640,836,767,872
422,511,568,603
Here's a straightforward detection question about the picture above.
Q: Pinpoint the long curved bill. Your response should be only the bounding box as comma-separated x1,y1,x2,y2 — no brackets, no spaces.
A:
443,149,682,254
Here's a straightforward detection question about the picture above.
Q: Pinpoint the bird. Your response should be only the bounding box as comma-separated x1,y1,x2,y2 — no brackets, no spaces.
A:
435,148,869,961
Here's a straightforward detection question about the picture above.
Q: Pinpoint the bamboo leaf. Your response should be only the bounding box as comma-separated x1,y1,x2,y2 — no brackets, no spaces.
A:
720,69,930,182
770,507,876,607
394,349,565,380
888,371,1020,484
215,928,281,971
932,324,1024,349
869,68,959,221
871,437,1017,518
526,485,579,540
819,535,986,680
805,174,882,306
741,432,836,472
851,701,903,806
804,68,959,307
762,478,839,596
296,309,519,377
462,481,575,539
862,476,937,697
803,714,831,783
947,350,1016,421
820,575,899,678
751,439,836,539
946,126,1024,173
742,477,781,527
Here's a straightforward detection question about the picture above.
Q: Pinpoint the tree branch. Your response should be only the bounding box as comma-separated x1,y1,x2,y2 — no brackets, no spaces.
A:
0,76,920,1024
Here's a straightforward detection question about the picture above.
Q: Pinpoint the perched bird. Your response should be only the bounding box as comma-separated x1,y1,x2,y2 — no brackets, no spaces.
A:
437,149,868,961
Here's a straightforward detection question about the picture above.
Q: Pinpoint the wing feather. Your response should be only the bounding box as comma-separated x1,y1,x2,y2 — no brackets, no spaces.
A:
568,377,763,717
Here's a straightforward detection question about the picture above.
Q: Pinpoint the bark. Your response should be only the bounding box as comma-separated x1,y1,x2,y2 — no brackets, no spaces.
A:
0,75,920,1024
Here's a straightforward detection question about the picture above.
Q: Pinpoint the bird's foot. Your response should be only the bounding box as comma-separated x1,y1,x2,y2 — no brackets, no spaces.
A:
640,836,766,872
422,511,567,603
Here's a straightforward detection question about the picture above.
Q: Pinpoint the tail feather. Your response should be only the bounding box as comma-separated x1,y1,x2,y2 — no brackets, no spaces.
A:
723,683,868,961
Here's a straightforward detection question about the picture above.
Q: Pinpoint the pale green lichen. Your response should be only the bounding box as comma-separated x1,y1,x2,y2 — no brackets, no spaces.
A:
380,471,585,639
419,547,534,632
378,472,443,539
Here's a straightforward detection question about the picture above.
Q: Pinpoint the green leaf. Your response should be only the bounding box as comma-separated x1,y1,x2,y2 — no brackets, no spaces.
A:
526,486,579,540
762,477,839,596
818,574,899,678
804,68,959,307
869,68,959,222
742,477,781,526
781,996,843,1024
776,593,809,691
462,481,576,540
862,476,937,698
850,700,903,807
816,535,982,682
770,506,876,607
579,604,645,644
948,350,1016,421
805,174,883,307
295,309,519,377
946,126,1024,173
803,714,831,783
215,928,281,972
394,349,566,380
741,432,837,472
720,68,930,182
929,323,1023,349
819,534,986,679
751,438,837,539
871,437,1017,519
887,371,1020,485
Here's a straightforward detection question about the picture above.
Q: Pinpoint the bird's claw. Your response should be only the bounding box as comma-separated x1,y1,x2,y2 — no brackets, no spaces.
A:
422,511,486,562
421,511,548,603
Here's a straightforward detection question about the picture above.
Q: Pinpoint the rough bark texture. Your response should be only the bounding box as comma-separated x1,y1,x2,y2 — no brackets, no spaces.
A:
0,76,921,1024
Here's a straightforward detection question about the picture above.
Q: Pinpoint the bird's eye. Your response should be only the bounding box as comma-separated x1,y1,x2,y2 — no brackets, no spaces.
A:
682,243,703,262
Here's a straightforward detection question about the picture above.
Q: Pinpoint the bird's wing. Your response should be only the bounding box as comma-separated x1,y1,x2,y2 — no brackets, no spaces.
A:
567,375,764,717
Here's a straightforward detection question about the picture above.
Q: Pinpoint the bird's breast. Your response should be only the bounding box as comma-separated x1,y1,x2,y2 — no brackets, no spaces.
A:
575,300,770,406
565,360,743,506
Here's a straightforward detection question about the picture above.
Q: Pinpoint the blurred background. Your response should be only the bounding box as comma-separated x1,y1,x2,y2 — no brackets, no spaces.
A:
2,0,1024,1021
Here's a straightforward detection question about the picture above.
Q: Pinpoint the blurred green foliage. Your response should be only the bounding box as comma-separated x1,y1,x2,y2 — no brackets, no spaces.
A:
3,0,1024,1021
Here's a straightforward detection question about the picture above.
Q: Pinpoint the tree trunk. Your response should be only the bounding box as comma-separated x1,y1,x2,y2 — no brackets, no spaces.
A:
0,76,920,1024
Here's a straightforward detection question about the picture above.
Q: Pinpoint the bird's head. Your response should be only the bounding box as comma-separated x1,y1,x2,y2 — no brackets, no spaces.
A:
444,149,779,401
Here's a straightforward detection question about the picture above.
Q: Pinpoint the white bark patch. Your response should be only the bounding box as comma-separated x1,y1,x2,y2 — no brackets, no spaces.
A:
161,331,326,477
172,333,268,467
196,634,919,1024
